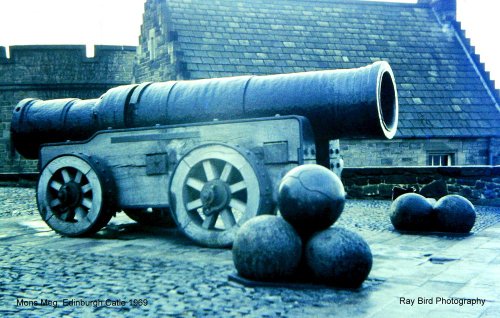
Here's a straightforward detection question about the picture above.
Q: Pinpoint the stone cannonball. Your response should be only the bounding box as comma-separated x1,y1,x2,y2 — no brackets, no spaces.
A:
278,164,345,237
305,227,372,288
434,195,476,233
232,215,302,281
390,193,434,231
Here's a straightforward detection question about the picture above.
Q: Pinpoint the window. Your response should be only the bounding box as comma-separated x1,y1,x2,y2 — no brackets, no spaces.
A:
148,28,156,59
428,153,455,166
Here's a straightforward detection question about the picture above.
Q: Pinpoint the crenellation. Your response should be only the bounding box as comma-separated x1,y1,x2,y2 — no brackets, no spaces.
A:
0,44,135,173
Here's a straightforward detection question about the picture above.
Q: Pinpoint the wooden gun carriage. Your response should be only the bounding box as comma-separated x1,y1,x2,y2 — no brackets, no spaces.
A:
11,61,398,247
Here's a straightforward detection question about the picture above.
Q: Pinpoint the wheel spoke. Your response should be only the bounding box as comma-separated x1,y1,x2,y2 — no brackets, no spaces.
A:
74,171,83,184
220,162,233,182
186,198,203,211
75,207,87,221
202,160,217,181
60,211,70,221
202,214,218,229
38,155,110,237
82,198,93,209
50,181,62,191
61,169,71,183
50,198,61,207
229,199,247,213
229,181,247,194
81,183,92,194
186,177,205,192
220,209,236,228
61,209,76,221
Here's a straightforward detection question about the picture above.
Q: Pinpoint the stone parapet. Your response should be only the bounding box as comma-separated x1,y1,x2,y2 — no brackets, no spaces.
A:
342,166,500,206
0,45,136,173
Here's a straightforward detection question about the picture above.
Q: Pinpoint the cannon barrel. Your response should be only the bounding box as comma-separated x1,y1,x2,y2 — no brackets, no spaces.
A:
11,61,398,159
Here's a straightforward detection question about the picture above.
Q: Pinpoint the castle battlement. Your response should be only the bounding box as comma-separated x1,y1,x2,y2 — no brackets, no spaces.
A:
0,44,136,173
1,44,136,62
0,45,136,86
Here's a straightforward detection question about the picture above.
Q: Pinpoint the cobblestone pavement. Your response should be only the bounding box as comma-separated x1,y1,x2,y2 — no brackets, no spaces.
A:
1,186,499,317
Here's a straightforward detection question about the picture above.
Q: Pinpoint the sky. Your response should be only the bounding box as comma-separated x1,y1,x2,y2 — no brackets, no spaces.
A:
0,0,498,88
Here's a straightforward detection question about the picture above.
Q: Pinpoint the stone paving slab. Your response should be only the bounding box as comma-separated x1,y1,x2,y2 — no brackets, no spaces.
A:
0,187,499,317
0,212,498,317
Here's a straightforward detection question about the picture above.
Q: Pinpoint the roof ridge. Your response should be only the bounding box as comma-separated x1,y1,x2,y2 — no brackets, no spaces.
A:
305,0,426,7
169,0,427,8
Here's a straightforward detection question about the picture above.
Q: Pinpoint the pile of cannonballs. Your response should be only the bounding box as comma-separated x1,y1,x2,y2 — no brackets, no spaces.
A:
232,165,372,289
390,193,476,233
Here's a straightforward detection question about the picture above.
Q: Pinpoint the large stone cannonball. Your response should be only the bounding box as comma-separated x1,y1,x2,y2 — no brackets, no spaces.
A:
390,193,434,231
278,164,345,237
305,228,372,288
232,215,302,281
434,195,476,233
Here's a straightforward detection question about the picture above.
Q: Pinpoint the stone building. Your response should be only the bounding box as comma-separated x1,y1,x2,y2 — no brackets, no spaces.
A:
0,45,135,173
134,0,500,168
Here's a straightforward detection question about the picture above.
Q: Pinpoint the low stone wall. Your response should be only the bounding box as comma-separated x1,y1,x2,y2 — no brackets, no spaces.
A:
0,173,37,187
342,166,500,206
2,166,500,206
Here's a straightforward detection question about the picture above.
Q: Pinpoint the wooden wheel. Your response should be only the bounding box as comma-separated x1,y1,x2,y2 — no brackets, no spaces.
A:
123,208,176,227
37,155,115,237
170,144,273,247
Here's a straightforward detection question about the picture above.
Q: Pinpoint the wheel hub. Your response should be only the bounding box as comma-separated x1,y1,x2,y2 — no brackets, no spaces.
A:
200,180,230,216
58,181,81,208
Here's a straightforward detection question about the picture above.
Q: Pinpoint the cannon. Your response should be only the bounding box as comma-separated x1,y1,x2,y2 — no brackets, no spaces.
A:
11,61,398,247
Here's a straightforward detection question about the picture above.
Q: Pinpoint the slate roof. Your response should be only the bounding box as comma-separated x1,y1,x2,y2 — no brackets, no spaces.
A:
154,0,500,138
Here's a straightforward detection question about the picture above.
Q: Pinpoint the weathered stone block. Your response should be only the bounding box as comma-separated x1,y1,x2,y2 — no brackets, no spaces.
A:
447,185,460,193
392,186,417,200
354,178,369,186
417,176,435,184
379,184,393,198
483,189,497,199
471,190,482,200
368,176,381,184
381,158,393,165
419,179,448,199
486,182,497,190
475,181,486,189
436,167,462,177
362,185,379,196
461,167,491,177
342,178,355,186
459,187,473,197
385,175,417,184
457,178,476,186
347,185,363,198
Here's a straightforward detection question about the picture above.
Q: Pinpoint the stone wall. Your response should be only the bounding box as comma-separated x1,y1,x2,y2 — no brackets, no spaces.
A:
0,45,135,173
134,0,499,171
4,166,499,207
340,137,499,167
342,166,500,206
135,0,186,83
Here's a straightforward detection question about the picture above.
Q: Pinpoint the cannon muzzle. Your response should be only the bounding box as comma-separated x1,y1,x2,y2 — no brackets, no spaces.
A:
11,61,398,159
